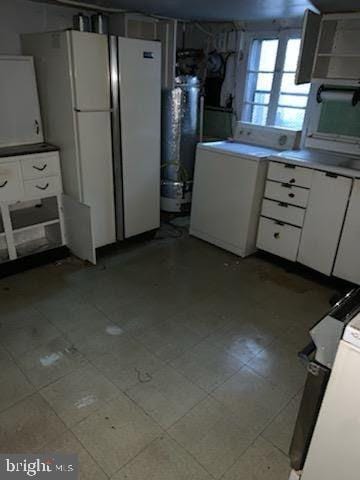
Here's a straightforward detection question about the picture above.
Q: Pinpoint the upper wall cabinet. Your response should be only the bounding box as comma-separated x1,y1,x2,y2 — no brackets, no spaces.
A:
0,56,44,147
297,12,360,85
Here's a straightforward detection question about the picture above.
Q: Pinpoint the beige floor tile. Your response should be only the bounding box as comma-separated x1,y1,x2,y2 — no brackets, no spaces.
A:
170,340,243,392
80,278,145,316
72,395,162,477
0,393,67,453
133,319,203,362
212,366,291,435
91,338,165,391
40,365,119,427
249,339,307,396
222,436,291,480
0,312,60,357
111,434,211,480
262,391,302,454
36,293,109,334
42,430,108,480
65,322,130,362
0,346,34,413
168,396,255,479
107,295,180,333
206,320,275,364
170,304,229,338
126,365,206,429
17,336,87,388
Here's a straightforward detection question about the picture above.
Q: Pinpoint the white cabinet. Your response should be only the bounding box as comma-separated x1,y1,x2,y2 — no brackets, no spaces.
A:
297,12,360,84
0,56,43,147
297,171,352,276
333,180,360,284
0,150,95,266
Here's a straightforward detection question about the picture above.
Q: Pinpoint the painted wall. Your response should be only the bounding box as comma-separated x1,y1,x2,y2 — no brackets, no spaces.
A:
0,0,91,55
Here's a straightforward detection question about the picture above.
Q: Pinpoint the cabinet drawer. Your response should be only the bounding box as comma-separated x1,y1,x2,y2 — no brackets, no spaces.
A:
261,199,305,227
264,180,310,208
23,176,62,198
0,162,23,201
21,154,60,180
268,161,313,188
257,216,302,261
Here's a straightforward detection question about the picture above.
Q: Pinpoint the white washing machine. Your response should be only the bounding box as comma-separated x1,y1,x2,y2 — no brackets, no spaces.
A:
190,123,301,257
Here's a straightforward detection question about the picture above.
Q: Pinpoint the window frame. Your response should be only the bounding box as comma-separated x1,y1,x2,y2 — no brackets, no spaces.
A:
238,29,308,130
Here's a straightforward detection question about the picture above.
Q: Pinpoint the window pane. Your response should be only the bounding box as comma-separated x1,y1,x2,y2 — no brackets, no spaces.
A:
281,73,310,94
251,105,268,125
258,39,279,72
279,94,308,108
254,92,270,104
256,73,274,91
284,38,301,71
275,107,305,130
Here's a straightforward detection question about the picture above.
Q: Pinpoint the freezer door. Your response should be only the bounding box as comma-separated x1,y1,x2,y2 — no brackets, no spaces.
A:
118,37,161,238
76,111,116,248
70,31,110,111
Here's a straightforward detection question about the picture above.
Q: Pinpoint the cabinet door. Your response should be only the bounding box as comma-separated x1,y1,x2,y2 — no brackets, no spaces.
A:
0,56,43,146
333,180,360,284
70,31,110,111
296,9,321,85
62,194,96,264
297,171,351,275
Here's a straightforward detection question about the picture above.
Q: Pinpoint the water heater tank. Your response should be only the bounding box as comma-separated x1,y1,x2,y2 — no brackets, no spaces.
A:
161,75,200,213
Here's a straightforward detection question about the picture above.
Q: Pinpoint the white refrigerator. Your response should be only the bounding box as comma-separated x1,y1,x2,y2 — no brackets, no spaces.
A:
22,31,161,256
22,30,116,257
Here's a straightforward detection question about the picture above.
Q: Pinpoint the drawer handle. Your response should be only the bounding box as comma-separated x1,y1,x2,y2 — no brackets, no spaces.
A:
325,172,338,178
281,183,291,189
284,164,296,169
274,232,280,239
289,178,296,184
279,202,288,208
33,164,47,172
0,180,8,188
35,183,49,191
288,193,295,198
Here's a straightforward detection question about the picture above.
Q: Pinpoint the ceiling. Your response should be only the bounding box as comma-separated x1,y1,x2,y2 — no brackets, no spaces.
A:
40,0,360,21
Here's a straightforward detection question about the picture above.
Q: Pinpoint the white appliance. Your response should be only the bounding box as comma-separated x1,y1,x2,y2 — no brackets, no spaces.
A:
292,295,360,480
109,36,161,239
190,123,301,257
22,31,115,252
22,31,161,256
0,56,43,147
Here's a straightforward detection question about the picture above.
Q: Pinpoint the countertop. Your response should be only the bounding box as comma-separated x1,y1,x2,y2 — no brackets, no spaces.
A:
197,141,278,160
269,149,360,178
0,143,59,159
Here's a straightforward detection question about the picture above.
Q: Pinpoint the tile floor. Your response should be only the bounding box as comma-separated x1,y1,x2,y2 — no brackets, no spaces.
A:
0,224,336,479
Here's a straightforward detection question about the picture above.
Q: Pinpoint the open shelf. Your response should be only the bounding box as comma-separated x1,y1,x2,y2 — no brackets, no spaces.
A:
315,16,360,81
14,222,63,259
9,197,59,232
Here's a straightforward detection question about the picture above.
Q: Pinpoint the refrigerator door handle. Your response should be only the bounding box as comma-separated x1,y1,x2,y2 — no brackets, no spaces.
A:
74,108,113,113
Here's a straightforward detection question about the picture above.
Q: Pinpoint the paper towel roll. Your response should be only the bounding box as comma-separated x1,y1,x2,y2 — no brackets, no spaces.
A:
318,89,355,104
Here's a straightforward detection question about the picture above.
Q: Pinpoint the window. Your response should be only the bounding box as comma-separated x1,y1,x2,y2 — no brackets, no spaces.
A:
242,34,310,130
